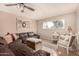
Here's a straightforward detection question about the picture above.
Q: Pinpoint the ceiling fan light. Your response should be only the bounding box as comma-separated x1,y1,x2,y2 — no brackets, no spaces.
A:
5,3,35,13
20,6,24,13
17,4,20,8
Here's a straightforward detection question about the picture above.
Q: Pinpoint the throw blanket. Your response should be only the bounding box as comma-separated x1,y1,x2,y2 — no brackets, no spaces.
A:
0,37,14,56
8,40,34,56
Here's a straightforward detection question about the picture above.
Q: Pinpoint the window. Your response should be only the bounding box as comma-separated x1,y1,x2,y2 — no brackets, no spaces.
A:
43,21,54,29
43,20,64,29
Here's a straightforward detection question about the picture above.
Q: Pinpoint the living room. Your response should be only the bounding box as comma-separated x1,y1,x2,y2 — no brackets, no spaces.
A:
0,3,79,56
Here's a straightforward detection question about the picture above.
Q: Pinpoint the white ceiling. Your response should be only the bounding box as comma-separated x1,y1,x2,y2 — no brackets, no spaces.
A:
0,3,78,20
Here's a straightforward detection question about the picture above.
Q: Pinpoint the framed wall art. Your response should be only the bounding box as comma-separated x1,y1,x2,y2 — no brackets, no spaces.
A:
16,18,30,32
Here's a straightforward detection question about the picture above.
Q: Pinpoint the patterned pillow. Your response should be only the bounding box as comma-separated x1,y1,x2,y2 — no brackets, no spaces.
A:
4,34,13,44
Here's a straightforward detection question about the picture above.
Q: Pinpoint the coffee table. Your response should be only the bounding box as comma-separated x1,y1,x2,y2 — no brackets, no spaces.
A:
26,38,42,52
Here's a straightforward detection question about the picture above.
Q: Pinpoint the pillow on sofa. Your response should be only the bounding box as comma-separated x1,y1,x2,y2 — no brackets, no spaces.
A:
4,34,13,44
12,34,19,41
28,32,34,36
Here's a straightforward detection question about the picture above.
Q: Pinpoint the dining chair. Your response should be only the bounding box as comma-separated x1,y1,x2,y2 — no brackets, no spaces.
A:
57,35,75,55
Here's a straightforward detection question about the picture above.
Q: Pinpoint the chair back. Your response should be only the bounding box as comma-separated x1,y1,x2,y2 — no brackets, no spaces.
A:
69,36,75,47
52,32,59,39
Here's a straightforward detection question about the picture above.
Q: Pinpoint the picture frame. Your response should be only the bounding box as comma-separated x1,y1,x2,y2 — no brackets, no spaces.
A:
16,18,30,32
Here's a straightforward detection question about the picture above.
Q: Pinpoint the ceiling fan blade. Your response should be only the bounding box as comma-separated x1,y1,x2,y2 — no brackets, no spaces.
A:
24,5,35,11
5,4,18,6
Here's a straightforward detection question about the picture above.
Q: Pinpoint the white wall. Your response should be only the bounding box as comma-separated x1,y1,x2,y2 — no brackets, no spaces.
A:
76,8,79,33
0,11,37,36
37,13,76,40
76,7,79,49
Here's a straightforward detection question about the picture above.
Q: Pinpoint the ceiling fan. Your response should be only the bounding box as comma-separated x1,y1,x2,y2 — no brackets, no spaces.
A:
5,3,35,13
